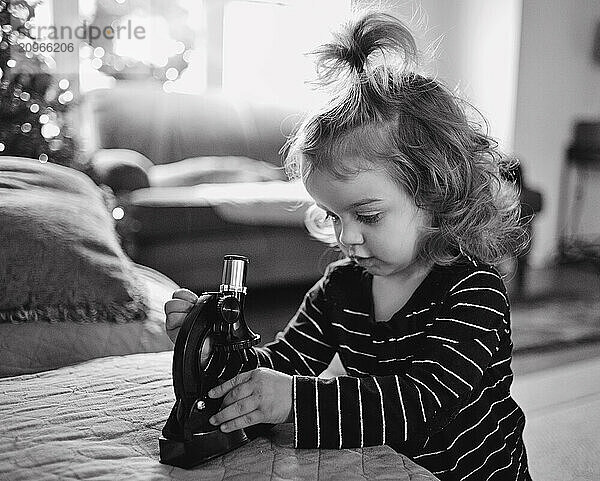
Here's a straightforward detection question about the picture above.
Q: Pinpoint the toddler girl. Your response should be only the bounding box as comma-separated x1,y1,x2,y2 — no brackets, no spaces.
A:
165,11,531,481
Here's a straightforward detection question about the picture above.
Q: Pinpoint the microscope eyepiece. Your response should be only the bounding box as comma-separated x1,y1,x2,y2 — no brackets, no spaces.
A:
220,255,248,293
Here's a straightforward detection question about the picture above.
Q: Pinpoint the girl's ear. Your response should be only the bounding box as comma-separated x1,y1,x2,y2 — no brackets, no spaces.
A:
414,207,435,236
424,209,435,227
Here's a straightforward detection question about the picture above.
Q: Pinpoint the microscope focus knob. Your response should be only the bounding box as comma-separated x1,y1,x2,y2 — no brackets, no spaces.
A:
218,295,241,323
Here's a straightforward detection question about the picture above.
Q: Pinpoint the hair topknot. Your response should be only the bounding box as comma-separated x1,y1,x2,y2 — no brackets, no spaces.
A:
311,11,418,90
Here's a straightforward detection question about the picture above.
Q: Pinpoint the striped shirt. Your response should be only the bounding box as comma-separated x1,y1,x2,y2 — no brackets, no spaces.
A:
251,258,531,481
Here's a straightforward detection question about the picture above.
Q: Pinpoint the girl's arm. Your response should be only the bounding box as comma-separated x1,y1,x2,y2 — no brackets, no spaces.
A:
292,269,508,452
253,272,337,376
217,268,337,380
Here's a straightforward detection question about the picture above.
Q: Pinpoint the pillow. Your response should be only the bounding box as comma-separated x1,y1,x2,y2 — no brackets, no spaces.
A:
148,155,286,187
89,148,152,194
0,157,147,324
0,264,176,377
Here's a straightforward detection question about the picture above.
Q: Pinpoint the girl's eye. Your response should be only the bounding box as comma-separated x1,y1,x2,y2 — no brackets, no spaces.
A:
325,211,340,223
357,212,383,225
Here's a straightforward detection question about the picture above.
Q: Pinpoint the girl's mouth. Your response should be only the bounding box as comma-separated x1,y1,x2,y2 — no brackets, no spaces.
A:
351,255,374,266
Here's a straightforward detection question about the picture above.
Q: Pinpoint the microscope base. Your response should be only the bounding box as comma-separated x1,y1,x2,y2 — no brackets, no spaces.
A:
159,428,249,469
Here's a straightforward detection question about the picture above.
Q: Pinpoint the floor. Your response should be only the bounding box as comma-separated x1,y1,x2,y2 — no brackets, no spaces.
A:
508,261,600,373
509,263,600,479
512,352,600,480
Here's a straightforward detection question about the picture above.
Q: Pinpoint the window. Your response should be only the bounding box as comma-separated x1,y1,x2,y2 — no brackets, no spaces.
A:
221,0,351,108
37,0,350,108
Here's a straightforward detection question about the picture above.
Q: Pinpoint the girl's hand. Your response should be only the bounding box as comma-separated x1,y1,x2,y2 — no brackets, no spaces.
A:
164,288,198,343
208,368,293,432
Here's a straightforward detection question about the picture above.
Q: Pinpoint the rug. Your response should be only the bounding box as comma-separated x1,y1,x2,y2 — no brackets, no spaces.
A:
511,294,600,353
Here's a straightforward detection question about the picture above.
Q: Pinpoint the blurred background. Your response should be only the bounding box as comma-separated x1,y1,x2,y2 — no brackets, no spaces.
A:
4,0,598,266
2,1,600,350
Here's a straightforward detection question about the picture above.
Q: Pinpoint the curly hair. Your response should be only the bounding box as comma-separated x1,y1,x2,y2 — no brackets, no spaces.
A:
283,11,526,266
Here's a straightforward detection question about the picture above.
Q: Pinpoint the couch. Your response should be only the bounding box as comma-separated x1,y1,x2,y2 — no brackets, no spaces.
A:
82,84,334,292
81,85,542,296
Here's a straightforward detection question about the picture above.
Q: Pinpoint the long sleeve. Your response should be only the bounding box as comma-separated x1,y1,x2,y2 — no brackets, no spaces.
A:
292,268,509,453
253,270,337,376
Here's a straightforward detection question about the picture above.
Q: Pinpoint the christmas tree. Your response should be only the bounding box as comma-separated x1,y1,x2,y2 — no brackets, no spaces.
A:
0,0,78,168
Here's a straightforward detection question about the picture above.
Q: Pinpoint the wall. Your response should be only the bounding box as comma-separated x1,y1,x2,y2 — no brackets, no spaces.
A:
513,0,600,265
392,0,522,152
354,1,522,151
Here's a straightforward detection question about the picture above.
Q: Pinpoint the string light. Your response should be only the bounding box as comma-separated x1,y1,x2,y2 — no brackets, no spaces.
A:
58,91,73,104
41,123,60,139
112,207,125,220
8,2,29,21
76,2,193,86
0,0,78,169
174,41,185,54
165,67,178,81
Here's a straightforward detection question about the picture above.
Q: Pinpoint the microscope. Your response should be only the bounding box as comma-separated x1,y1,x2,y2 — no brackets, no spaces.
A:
159,255,261,468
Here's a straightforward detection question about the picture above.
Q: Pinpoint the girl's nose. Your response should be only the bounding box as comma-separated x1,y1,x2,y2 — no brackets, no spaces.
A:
338,221,364,248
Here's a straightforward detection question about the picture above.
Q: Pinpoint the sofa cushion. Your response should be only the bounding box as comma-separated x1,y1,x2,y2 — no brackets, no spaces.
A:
148,155,286,187
0,157,147,324
122,180,313,239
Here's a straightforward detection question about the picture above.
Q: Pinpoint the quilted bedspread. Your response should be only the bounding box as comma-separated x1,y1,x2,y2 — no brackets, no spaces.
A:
0,351,439,481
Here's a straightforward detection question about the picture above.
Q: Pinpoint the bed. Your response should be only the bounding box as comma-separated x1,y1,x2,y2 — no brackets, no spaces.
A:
0,351,439,481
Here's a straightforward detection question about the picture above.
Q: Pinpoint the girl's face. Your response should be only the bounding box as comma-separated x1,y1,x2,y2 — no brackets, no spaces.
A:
305,161,430,279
